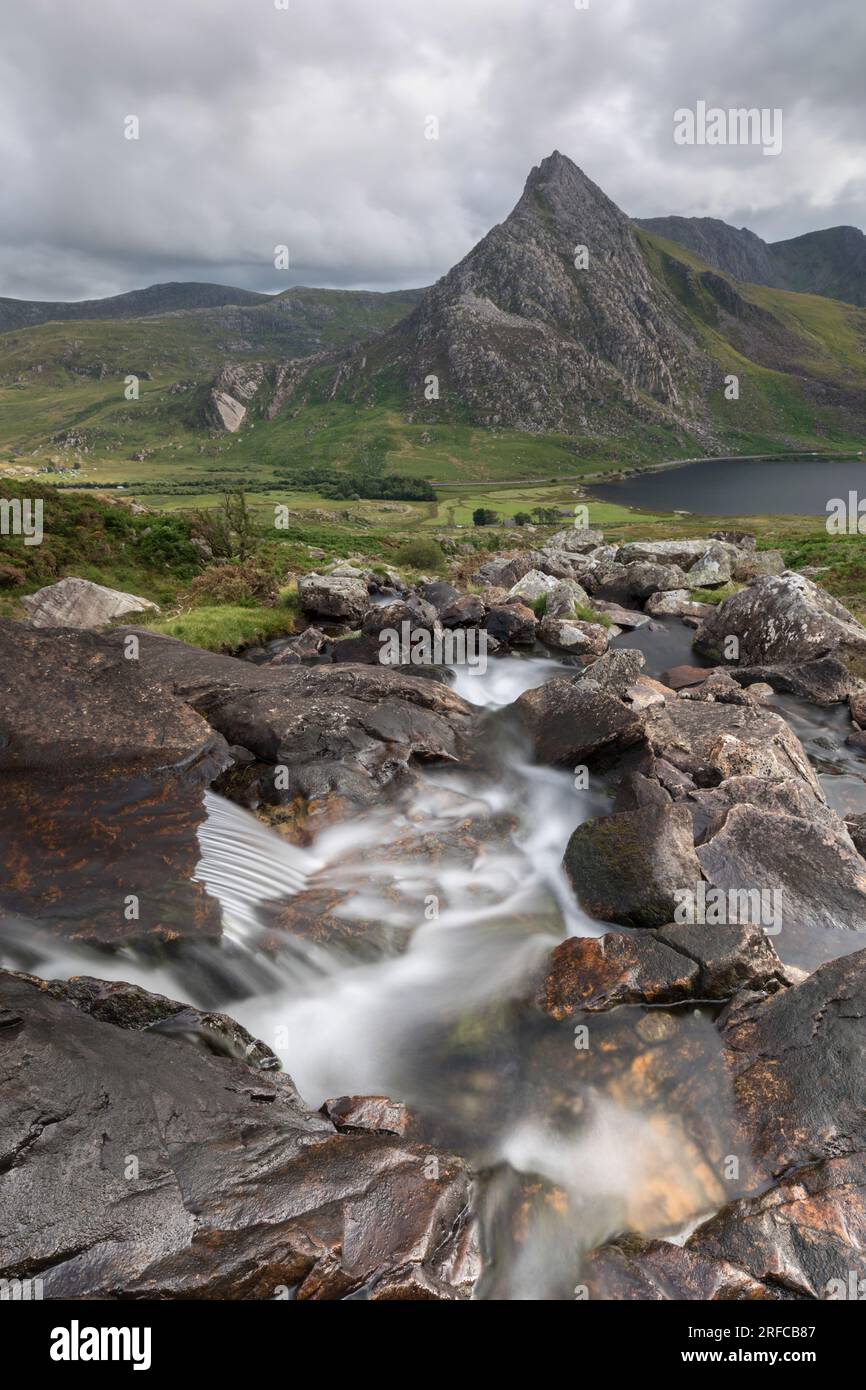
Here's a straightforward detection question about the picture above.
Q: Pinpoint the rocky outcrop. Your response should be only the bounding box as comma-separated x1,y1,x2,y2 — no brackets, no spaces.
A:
562,804,702,928
538,615,609,654
616,538,738,569
265,152,718,440
0,970,478,1299
593,561,687,604
21,577,159,630
203,364,266,432
298,573,369,625
695,572,866,664
514,677,644,767
583,949,866,1300
642,699,821,793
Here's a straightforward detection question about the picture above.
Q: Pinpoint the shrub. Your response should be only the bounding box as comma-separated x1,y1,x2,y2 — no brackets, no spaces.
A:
135,519,199,574
0,562,25,589
394,537,445,572
185,563,280,607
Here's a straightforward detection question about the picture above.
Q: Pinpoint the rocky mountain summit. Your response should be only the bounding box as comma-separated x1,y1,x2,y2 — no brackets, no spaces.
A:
251,152,709,439
202,151,866,451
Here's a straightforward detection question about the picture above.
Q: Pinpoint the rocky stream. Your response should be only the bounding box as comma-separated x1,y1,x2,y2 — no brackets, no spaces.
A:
2,528,866,1300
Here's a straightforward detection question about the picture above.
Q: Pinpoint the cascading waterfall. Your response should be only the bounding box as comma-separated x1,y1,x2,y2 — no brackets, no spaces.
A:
4,622,865,1297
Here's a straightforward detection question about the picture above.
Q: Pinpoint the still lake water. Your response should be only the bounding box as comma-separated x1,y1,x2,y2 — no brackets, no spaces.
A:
588,456,866,516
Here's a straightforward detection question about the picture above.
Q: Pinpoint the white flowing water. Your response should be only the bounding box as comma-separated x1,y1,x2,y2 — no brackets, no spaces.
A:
4,622,865,1297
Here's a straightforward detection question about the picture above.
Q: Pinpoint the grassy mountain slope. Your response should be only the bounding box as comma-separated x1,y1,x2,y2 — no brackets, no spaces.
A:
636,229,866,454
0,286,424,478
0,281,270,333
636,216,866,308
1,156,864,498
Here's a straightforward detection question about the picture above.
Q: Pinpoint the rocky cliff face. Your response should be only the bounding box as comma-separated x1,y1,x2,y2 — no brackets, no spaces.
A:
771,224,866,306
635,216,783,288
637,214,866,307
286,152,711,437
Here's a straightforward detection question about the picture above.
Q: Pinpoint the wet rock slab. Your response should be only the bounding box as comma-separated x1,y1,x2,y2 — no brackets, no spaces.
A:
514,676,644,767
0,970,479,1300
562,804,702,928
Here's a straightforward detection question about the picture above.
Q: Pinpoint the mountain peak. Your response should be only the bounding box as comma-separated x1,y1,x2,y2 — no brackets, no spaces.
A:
516,151,630,235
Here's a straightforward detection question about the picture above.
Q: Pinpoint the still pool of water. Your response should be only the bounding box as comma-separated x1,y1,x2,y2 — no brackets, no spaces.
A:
588,456,866,516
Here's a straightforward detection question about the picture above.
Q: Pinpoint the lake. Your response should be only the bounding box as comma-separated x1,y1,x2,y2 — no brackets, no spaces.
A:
587,455,866,516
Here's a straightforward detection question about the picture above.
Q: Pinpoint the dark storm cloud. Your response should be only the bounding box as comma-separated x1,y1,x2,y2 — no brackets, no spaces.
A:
2,0,864,300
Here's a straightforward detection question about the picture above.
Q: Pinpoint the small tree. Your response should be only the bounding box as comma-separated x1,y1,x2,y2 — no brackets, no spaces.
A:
222,489,255,560
531,505,560,525
473,508,500,526
513,511,532,526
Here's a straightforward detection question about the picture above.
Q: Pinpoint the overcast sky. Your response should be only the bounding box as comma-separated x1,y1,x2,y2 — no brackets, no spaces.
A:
2,0,864,301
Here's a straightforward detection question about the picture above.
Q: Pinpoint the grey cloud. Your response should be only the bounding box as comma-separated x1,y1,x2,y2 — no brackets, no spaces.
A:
1,0,863,300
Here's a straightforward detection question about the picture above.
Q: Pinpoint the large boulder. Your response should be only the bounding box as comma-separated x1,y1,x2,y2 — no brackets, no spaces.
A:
562,804,703,929
0,971,478,1299
0,618,476,813
643,699,821,794
616,538,738,569
0,620,228,782
541,527,604,554
484,602,537,645
538,616,609,655
513,677,644,768
297,574,369,625
418,580,459,611
504,570,560,604
125,630,476,804
683,543,733,588
720,948,866,1179
731,655,861,705
441,594,486,628
583,949,866,1299
697,803,866,959
593,561,687,604
545,578,593,618
21,577,159,630
645,590,714,620
694,572,866,664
